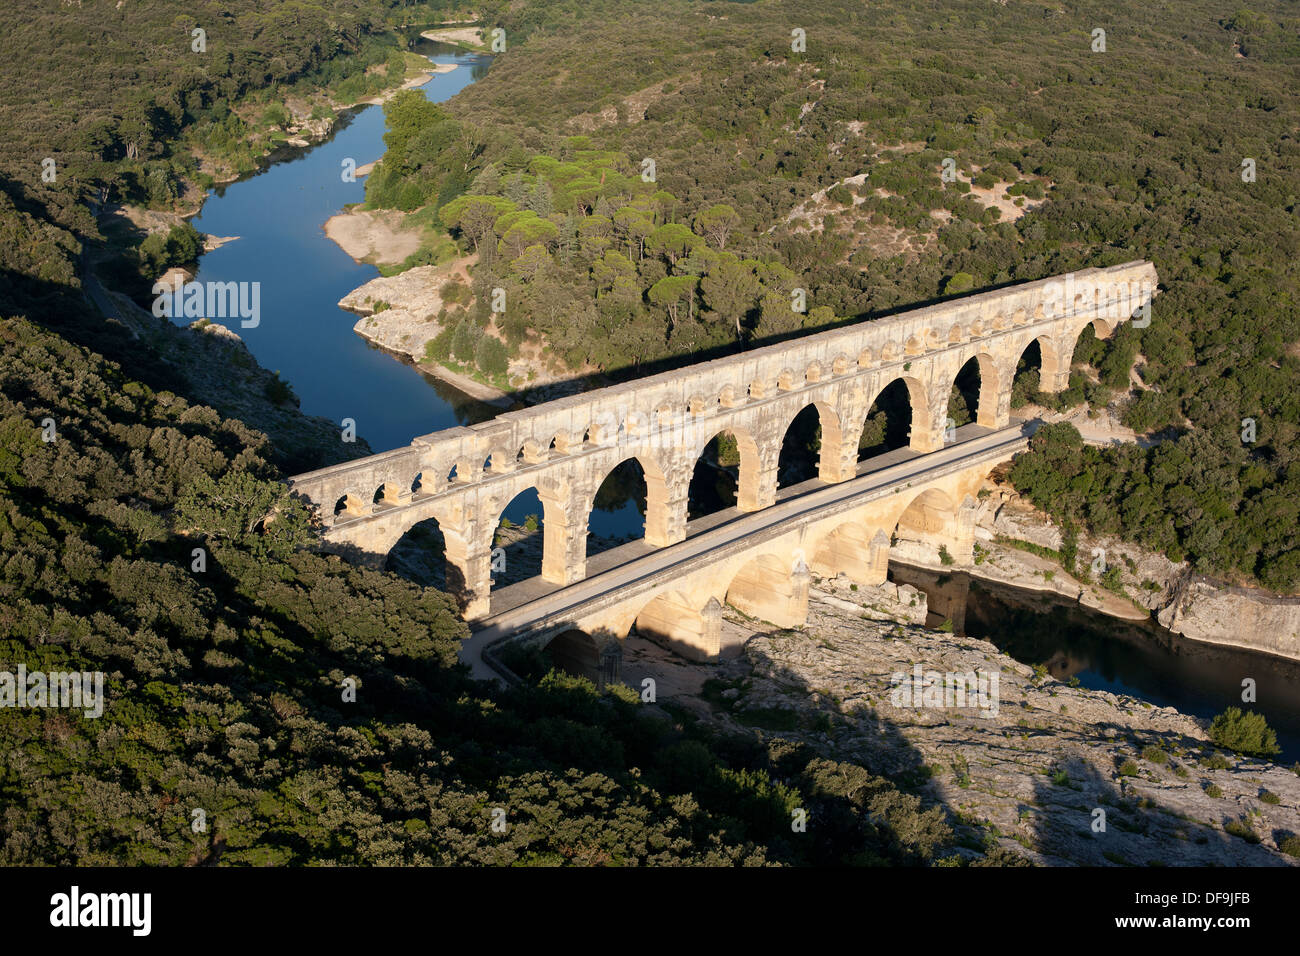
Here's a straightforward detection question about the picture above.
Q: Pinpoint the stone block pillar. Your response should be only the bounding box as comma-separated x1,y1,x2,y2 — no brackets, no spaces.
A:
541,495,587,585
977,371,1012,429
1039,336,1075,393
645,466,690,547
726,555,810,629
444,528,492,621
635,593,723,661
949,497,979,565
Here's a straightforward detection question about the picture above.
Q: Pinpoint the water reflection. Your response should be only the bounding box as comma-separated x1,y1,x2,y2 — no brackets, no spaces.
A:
890,563,1300,762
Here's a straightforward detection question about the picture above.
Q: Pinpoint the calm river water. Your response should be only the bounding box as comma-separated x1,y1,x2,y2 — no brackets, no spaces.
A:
891,563,1300,763
185,41,496,454
181,41,1297,755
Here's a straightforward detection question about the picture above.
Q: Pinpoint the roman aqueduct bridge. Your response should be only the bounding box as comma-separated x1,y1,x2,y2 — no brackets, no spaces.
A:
288,261,1158,628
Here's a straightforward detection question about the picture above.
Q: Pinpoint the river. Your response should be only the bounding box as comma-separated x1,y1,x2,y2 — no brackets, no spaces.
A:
891,562,1300,763
179,40,1298,756
184,40,497,455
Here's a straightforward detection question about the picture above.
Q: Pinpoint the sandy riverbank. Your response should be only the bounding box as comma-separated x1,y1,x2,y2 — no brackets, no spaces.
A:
421,27,485,48
357,62,457,106
324,207,424,265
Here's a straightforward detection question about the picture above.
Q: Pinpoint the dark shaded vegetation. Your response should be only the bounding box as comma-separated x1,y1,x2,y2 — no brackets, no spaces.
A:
375,0,1300,589
1010,421,1300,591
1,315,979,865
3,0,1299,864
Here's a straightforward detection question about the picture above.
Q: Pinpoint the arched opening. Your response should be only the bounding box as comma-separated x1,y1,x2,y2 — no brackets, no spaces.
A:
726,553,809,628
858,378,914,461
948,358,981,429
635,591,722,660
373,483,400,508
411,472,425,497
544,629,602,682
688,428,758,520
689,432,739,519
1011,339,1044,408
1072,322,1104,368
588,457,650,557
492,488,544,589
387,514,448,591
812,523,890,586
891,488,958,565
333,494,362,519
778,404,832,489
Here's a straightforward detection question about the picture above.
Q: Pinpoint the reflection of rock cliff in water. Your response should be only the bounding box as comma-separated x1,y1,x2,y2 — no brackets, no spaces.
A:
889,561,1300,762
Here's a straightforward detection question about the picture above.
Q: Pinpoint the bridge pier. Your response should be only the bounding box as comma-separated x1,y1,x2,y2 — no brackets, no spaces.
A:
812,525,891,585
445,530,493,621
645,467,689,547
541,496,588,585
726,554,810,629
635,593,723,661
1039,335,1075,392
739,447,779,511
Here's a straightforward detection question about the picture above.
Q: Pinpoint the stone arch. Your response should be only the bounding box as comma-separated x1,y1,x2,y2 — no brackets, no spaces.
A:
1013,334,1068,394
947,324,963,343
859,374,929,458
858,347,876,368
1089,316,1115,339
832,353,851,375
386,513,449,591
490,487,549,590
777,400,843,489
373,482,401,508
688,425,761,520
634,591,722,660
894,487,957,543
947,352,1002,431
904,334,924,355
333,494,365,520
804,361,824,383
585,452,669,555
811,522,890,586
545,628,602,682
725,552,810,628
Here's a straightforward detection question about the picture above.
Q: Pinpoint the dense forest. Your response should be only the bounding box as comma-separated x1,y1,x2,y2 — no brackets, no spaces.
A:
1,0,1298,865
0,0,1013,866
361,0,1300,592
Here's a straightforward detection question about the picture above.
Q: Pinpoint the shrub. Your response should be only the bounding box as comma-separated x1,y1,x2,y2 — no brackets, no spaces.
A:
1141,745,1168,765
1259,790,1281,805
474,334,510,378
1224,818,1259,843
1208,707,1281,758
1118,760,1139,777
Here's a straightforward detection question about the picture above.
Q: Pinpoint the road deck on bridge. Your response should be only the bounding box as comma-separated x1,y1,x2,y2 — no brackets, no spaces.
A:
463,419,1032,680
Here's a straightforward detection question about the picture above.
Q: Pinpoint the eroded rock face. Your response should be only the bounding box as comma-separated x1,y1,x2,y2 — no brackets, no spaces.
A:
339,265,448,361
626,584,1300,867
1159,575,1300,662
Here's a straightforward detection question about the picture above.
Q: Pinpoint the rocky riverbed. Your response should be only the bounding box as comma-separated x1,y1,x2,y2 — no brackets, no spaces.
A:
621,577,1300,866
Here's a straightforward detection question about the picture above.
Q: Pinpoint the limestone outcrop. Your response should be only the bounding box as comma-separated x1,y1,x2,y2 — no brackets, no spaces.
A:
339,265,448,362
620,583,1300,866
1158,574,1300,662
